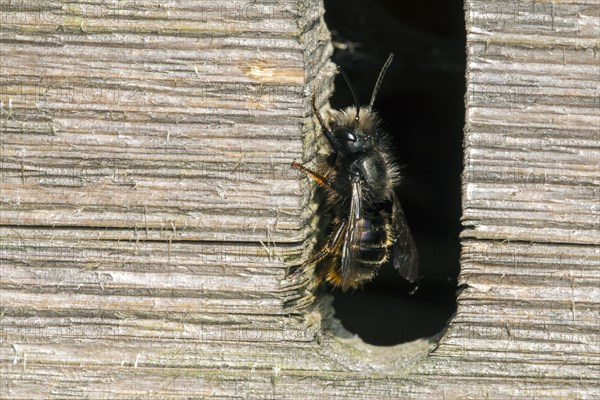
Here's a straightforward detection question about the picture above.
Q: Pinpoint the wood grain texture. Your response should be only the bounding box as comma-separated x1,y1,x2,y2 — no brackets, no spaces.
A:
0,1,337,397
440,0,599,398
1,0,599,399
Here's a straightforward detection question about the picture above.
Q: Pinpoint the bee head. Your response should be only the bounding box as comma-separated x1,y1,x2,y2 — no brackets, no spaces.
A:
331,54,394,155
331,108,377,154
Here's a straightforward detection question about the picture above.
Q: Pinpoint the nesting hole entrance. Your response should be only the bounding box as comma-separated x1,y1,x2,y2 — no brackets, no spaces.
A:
322,0,465,346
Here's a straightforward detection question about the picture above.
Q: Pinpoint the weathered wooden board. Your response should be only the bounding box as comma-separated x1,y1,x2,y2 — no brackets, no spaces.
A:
1,0,599,399
1,2,333,396
434,0,600,397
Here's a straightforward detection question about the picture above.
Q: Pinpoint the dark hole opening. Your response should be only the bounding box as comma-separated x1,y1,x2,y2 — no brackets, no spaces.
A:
323,0,465,345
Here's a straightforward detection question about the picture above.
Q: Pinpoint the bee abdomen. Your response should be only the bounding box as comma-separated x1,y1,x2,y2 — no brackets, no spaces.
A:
356,216,392,267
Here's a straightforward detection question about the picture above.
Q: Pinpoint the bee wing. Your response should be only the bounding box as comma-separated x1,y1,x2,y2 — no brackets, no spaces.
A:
391,193,419,282
340,180,363,291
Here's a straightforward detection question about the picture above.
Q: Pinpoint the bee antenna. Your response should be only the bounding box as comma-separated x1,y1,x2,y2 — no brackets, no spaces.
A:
369,53,394,108
337,66,361,123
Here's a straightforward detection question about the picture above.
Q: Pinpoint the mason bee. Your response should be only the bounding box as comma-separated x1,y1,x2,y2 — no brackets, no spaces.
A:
292,54,419,292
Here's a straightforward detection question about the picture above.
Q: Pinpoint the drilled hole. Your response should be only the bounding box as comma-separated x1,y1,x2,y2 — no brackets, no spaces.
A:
322,0,464,346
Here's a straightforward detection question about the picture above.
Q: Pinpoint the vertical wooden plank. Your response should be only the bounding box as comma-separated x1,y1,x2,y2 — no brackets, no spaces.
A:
419,1,600,397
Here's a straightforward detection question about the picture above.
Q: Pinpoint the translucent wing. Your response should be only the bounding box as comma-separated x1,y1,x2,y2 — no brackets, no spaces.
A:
339,180,363,291
391,193,419,282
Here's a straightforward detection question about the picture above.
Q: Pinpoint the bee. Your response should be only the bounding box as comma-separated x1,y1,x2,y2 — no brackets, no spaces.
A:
292,54,419,292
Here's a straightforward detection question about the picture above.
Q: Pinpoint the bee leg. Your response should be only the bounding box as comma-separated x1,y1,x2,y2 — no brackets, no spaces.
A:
288,221,346,280
291,161,339,192
312,96,338,151
306,220,346,266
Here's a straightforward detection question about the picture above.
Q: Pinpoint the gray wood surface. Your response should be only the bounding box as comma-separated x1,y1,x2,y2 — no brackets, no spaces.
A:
1,0,598,398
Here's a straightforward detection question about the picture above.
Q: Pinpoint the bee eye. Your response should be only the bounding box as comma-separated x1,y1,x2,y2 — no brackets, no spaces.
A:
333,127,357,142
